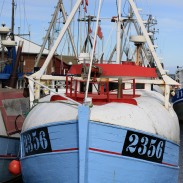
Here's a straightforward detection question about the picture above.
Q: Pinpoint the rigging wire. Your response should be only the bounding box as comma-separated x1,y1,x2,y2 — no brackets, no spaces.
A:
19,0,21,33
22,0,29,35
99,22,116,60
122,0,129,17
77,6,80,56
116,0,118,16
0,0,6,18
21,0,31,72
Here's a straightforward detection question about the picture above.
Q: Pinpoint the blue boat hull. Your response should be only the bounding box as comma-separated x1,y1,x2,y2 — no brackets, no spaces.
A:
20,119,179,182
0,136,20,182
172,88,183,121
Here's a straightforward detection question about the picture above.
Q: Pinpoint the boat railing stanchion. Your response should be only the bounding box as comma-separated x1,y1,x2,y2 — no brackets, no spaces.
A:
75,80,78,100
26,76,81,105
106,81,110,102
117,77,122,98
121,80,123,99
133,79,135,98
70,77,73,97
66,75,68,95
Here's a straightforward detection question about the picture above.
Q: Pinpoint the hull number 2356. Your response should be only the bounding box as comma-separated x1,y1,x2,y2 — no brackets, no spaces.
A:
122,130,165,163
23,127,52,157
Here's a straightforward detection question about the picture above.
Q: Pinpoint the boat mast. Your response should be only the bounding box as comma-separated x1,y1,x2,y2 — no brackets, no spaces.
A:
80,6,82,53
60,0,78,57
36,0,83,79
116,0,121,64
11,0,14,40
84,0,102,101
10,0,15,63
34,0,61,67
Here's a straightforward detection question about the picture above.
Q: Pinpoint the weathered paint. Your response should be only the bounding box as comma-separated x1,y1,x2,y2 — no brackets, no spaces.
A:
0,89,29,135
0,109,7,136
20,120,179,182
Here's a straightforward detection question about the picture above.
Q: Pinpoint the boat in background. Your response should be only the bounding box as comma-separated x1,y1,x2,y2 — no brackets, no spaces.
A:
172,67,183,122
0,4,29,181
20,0,180,182
0,41,29,182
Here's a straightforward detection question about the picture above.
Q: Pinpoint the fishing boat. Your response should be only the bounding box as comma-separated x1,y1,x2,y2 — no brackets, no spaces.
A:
0,39,28,182
172,67,183,122
20,0,180,182
0,1,30,181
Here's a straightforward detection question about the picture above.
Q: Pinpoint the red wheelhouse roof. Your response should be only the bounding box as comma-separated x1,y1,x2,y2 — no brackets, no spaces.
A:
68,63,158,78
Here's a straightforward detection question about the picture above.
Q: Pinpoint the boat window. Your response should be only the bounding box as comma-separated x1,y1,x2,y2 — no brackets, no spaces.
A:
135,84,144,89
80,82,92,93
109,82,125,91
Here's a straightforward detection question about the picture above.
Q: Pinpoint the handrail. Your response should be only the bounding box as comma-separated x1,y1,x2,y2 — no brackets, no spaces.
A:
26,76,81,106
66,76,136,100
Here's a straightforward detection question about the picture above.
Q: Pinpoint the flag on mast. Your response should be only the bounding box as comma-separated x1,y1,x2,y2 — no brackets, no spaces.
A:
84,5,87,13
97,25,103,40
85,0,88,6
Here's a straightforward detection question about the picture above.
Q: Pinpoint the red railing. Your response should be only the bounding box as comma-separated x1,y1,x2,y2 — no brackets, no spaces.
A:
66,75,136,100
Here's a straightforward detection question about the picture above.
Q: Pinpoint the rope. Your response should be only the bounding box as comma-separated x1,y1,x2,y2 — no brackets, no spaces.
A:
15,114,21,134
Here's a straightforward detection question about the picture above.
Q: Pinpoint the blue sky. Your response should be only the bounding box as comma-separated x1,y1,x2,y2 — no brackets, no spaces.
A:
0,0,182,74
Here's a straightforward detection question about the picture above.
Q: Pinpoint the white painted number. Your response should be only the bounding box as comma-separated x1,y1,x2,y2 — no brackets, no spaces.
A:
23,136,28,153
39,131,48,149
126,134,139,153
126,134,164,159
27,134,33,152
147,139,157,157
32,131,40,150
138,137,148,155
23,130,49,153
156,141,164,159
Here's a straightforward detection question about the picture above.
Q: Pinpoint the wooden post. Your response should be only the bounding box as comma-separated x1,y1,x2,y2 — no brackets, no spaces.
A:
136,44,139,66
117,77,122,98
29,79,34,108
35,80,40,99
164,84,170,110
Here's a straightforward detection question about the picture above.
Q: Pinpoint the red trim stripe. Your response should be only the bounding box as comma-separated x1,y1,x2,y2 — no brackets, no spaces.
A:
162,162,178,167
89,147,121,155
0,155,17,158
52,148,78,153
89,148,178,167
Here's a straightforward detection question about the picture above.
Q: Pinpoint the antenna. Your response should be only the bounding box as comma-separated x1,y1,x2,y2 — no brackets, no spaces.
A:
18,26,20,35
29,24,31,41
43,22,45,38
